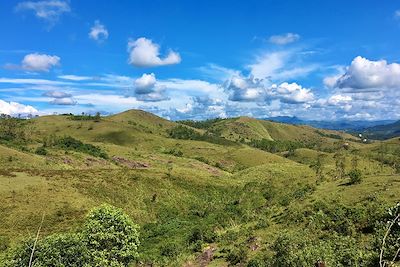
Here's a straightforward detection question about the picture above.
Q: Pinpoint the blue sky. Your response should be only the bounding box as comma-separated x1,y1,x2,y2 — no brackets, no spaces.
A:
1,0,400,120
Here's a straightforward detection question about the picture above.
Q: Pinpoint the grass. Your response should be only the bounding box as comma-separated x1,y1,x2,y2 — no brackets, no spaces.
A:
0,109,399,266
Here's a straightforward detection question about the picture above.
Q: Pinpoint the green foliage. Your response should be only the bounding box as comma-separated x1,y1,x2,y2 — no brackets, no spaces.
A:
315,130,343,140
248,138,308,153
163,147,183,157
348,169,362,184
83,204,140,266
226,246,248,266
375,203,400,266
159,242,179,258
271,231,371,267
3,205,140,267
167,125,236,146
3,234,88,267
0,115,30,144
34,146,48,156
55,136,108,159
334,151,346,179
68,113,101,121
178,118,226,130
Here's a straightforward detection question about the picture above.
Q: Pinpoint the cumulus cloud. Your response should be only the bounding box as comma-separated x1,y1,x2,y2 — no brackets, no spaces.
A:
4,53,61,72
332,56,400,90
15,0,70,24
127,37,181,67
0,99,38,115
224,75,266,101
133,73,168,101
89,20,108,42
269,33,300,45
171,96,227,120
134,73,157,94
19,53,60,72
270,82,314,104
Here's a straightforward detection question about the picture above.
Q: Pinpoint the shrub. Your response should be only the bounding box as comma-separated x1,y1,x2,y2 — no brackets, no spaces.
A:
35,146,48,156
159,242,179,258
163,147,183,157
56,136,108,159
83,204,140,266
3,234,88,267
226,246,248,266
348,169,362,184
4,204,140,267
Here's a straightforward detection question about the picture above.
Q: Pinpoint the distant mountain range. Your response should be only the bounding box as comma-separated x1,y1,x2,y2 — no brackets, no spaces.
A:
358,120,400,140
263,116,397,131
263,116,400,140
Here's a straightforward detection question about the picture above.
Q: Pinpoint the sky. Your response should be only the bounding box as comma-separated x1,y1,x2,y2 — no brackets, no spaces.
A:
1,0,400,121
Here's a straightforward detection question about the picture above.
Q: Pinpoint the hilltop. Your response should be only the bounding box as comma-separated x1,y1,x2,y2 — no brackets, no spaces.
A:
0,109,399,266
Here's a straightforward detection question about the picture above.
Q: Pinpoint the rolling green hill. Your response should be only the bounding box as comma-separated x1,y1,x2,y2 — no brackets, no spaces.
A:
0,110,399,266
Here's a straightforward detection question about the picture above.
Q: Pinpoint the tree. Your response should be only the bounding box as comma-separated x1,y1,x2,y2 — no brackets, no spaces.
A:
83,204,140,266
334,151,346,179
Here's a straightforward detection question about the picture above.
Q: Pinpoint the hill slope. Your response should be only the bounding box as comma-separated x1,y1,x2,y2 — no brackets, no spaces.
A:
0,110,399,266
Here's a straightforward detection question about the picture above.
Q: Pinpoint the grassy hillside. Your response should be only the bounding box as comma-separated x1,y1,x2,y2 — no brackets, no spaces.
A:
0,110,399,266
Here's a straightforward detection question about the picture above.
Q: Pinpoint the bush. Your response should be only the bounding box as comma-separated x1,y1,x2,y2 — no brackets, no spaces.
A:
163,147,183,157
56,136,108,159
348,169,362,184
159,242,179,258
35,146,48,156
4,204,140,267
3,234,88,267
226,246,248,266
83,204,140,266
271,231,371,267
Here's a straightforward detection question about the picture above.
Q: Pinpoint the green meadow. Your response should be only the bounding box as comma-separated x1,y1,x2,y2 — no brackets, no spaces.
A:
0,110,399,266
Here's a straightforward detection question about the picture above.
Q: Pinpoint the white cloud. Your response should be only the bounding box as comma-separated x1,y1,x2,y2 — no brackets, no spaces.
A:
127,37,181,67
333,56,400,90
247,50,317,80
43,90,71,98
395,10,400,18
269,33,300,45
248,51,287,80
159,79,219,94
270,82,314,104
15,0,70,23
133,73,168,101
50,97,76,105
58,75,92,81
0,77,69,85
21,53,60,72
0,99,38,115
224,75,266,101
198,64,240,81
327,94,352,105
134,73,157,94
89,20,108,42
